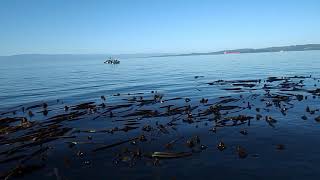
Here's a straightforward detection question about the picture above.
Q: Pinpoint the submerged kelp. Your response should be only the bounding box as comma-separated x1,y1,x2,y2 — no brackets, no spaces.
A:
0,75,320,179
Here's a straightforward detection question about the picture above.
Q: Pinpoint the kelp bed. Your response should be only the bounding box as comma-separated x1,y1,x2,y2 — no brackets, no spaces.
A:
0,75,320,179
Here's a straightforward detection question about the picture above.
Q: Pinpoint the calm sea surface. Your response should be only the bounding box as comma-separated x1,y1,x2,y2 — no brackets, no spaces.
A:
1,51,320,109
1,51,320,179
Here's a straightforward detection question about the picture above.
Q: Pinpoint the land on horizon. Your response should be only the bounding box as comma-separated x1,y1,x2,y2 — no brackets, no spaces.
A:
1,44,319,59
152,44,320,58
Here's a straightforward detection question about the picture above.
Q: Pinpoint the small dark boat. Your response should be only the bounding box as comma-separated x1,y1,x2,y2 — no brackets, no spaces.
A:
104,57,120,64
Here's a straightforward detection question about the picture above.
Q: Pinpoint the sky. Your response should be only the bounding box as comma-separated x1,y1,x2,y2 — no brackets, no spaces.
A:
0,0,319,56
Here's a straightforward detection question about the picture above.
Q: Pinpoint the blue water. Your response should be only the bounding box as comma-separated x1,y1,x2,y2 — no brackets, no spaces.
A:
1,51,320,180
1,51,320,109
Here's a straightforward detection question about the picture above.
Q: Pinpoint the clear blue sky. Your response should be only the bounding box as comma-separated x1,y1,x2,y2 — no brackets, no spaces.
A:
0,0,319,55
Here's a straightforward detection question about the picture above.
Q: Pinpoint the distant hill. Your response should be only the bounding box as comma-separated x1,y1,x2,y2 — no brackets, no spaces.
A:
152,44,320,58
1,44,319,60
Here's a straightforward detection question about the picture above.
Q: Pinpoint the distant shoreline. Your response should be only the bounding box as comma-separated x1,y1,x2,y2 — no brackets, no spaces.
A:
149,44,320,58
1,44,320,59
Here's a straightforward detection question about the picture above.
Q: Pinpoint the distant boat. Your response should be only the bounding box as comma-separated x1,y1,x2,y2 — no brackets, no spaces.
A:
104,57,120,64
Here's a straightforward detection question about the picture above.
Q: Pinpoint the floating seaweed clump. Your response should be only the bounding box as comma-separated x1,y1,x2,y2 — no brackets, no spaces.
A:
151,152,192,159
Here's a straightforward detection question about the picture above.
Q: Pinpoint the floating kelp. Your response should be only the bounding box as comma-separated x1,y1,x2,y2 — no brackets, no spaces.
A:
267,77,287,82
265,116,277,128
232,83,256,88
207,79,260,86
224,115,253,122
223,88,242,91
217,141,227,151
72,102,96,110
308,88,320,96
150,152,192,159
92,137,141,152
0,117,25,127
165,137,184,149
240,129,248,135
194,76,204,79
0,163,45,180
0,75,319,178
216,98,240,105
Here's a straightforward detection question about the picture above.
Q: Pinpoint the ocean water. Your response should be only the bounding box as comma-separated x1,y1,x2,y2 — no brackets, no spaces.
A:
1,51,320,180
0,51,320,109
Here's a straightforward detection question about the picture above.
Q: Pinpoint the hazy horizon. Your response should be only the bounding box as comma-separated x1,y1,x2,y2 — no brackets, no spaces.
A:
0,43,320,58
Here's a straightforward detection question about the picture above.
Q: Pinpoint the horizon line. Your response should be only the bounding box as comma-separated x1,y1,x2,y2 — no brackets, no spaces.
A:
1,43,320,57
